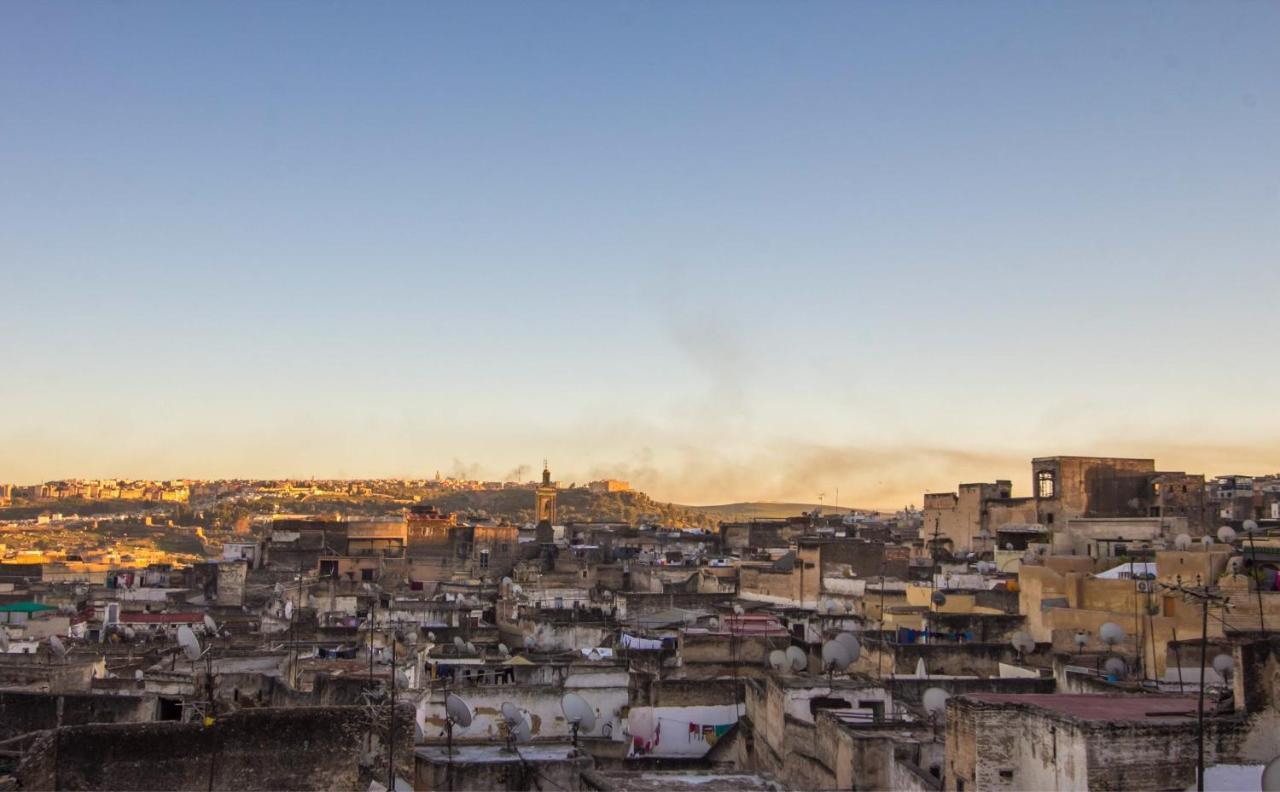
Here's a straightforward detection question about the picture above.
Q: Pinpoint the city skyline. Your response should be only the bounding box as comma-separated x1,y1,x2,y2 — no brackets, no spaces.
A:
4,2,1278,507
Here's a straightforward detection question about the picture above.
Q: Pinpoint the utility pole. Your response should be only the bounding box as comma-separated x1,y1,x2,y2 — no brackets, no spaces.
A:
1161,576,1231,792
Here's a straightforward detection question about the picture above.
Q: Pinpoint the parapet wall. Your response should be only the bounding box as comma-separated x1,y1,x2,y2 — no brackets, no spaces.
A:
19,704,416,791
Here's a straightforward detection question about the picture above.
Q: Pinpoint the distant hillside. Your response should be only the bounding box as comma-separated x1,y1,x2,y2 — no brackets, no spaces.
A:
679,502,854,521
422,487,720,528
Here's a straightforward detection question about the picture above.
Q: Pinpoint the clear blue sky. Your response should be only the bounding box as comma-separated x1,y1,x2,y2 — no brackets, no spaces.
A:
3,2,1278,506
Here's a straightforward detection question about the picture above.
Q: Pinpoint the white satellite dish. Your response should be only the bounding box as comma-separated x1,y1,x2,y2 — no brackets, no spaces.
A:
1174,533,1192,550
465,642,476,654
1073,630,1089,651
445,693,474,729
284,600,294,620
843,601,853,614
1011,631,1036,655
785,646,807,672
203,614,219,635
561,692,597,735
1243,519,1260,534
501,702,524,726
1103,657,1127,677
453,636,465,650
768,649,787,670
511,718,532,744
1202,536,1214,547
427,632,436,641
1262,754,1280,792
1212,654,1234,675
1218,526,1237,544
498,643,510,656
134,669,144,681
922,687,950,719
1099,622,1126,647
821,640,854,673
177,625,203,662
824,599,837,615
48,635,68,660
123,626,136,640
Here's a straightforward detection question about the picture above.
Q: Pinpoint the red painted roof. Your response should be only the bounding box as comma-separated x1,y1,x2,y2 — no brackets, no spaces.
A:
119,612,205,624
965,693,1199,723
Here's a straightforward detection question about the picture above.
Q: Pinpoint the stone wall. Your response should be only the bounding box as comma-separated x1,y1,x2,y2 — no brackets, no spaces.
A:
0,690,155,740
18,704,417,791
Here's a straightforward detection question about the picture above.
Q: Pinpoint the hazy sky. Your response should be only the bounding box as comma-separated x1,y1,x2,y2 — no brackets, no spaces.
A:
3,2,1278,507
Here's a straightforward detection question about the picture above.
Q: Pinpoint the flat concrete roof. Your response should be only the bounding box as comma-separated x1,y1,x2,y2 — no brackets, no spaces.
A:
596,772,779,791
415,743,576,764
964,693,1198,723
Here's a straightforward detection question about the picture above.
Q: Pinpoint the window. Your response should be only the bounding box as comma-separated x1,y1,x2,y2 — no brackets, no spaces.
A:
479,550,489,569
1037,470,1056,499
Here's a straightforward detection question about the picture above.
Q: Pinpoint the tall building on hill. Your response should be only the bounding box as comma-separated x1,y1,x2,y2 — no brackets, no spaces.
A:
540,460,560,529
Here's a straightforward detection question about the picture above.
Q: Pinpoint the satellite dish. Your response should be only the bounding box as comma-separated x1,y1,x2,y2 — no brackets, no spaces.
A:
123,626,136,640
48,635,68,659
134,669,144,681
523,635,536,650
561,692,597,732
1243,519,1260,534
501,702,524,726
1103,657,1127,677
1262,754,1280,792
768,649,787,670
177,625,203,661
829,634,860,660
1202,536,1214,547
732,604,744,616
931,591,947,607
453,636,466,650
465,642,476,654
1073,631,1089,651
1212,654,1234,675
203,614,219,634
1011,631,1035,655
821,640,855,673
511,719,532,744
824,599,838,615
427,632,436,641
785,646,807,672
445,693,474,729
284,600,294,619
1099,622,1126,647
843,601,853,613
922,687,950,718
975,561,995,574
1005,542,1014,551
1174,533,1192,550
498,643,510,656
1218,526,1237,544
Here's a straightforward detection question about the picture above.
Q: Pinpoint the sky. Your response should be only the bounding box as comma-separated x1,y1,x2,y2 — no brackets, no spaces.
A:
2,2,1278,508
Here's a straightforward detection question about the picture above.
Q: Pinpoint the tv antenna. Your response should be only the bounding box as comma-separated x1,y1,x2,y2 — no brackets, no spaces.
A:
922,687,950,738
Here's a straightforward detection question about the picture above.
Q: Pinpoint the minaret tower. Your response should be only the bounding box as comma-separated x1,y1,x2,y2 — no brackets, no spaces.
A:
535,460,557,531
